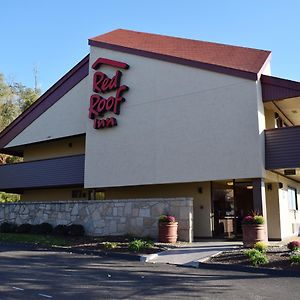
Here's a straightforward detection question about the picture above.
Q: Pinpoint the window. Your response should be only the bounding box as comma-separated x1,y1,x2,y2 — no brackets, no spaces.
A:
88,190,105,200
288,187,298,210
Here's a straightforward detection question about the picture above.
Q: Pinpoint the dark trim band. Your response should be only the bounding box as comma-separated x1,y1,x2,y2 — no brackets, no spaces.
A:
0,55,90,150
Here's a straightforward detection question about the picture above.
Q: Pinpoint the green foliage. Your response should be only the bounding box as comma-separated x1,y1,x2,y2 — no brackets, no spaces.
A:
0,101,20,131
0,72,40,201
245,248,269,266
254,241,267,253
0,222,18,233
11,82,40,112
16,223,32,234
144,239,154,248
103,242,118,249
253,215,264,224
53,225,68,235
0,233,70,247
67,224,85,236
0,192,20,203
290,253,300,264
128,238,154,251
31,223,53,234
128,239,146,251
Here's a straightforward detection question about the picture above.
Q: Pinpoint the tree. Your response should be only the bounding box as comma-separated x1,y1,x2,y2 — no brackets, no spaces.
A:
0,72,40,133
0,72,41,202
11,82,41,112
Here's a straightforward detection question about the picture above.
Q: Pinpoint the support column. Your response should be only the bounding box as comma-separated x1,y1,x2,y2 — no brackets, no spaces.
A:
252,178,268,241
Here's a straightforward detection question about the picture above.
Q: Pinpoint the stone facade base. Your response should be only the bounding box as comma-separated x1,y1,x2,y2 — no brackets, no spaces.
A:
0,198,193,242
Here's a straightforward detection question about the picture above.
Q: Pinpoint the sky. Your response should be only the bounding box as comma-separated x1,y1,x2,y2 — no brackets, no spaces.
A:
1,0,300,93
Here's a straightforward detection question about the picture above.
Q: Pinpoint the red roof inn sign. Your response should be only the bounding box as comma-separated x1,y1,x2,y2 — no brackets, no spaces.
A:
88,58,129,129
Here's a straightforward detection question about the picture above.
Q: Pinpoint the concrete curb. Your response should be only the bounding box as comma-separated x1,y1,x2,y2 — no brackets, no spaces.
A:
140,253,158,262
197,262,300,277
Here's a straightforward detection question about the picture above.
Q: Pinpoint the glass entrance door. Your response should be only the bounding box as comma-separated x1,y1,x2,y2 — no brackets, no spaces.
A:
211,180,253,238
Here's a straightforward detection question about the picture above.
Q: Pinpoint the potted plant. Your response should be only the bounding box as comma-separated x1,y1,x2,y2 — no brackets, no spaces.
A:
158,215,178,243
242,213,266,248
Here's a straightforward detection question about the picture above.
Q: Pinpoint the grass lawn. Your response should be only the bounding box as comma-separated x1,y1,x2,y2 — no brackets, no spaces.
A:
0,233,71,247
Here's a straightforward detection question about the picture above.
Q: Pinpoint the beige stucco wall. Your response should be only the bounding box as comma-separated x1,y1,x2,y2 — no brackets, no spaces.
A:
265,181,281,239
6,77,89,148
85,46,264,189
21,188,88,202
266,171,300,239
264,108,275,129
23,135,85,161
105,181,212,237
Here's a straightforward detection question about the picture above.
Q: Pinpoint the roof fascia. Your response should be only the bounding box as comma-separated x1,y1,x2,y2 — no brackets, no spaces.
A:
261,74,300,102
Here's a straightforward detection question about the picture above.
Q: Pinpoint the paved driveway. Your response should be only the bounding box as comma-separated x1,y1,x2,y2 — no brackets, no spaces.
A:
0,243,299,299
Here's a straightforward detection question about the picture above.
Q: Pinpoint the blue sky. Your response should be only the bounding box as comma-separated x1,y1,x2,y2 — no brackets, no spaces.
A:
1,0,300,92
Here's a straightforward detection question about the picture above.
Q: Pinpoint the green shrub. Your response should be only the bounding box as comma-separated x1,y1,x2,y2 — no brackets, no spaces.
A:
254,241,267,253
16,223,32,234
128,239,146,251
53,225,68,236
31,223,53,235
31,224,42,234
245,248,269,266
144,239,154,248
290,253,300,264
67,224,85,236
39,223,53,234
0,222,17,233
103,242,118,249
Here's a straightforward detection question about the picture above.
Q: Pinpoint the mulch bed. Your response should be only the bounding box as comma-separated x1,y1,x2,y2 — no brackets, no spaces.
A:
63,235,167,255
208,246,300,271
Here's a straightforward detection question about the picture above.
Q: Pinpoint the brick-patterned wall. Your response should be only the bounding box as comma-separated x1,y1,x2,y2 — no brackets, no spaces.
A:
0,198,193,242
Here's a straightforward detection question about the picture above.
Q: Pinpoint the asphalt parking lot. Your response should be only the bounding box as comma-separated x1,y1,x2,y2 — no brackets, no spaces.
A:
0,243,299,300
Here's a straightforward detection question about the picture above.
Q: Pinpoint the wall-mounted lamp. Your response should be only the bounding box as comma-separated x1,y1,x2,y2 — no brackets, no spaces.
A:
278,182,283,189
198,187,203,194
226,181,234,186
267,183,272,191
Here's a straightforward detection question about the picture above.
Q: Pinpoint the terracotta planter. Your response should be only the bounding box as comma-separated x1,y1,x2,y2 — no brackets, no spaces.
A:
242,224,266,248
158,222,178,243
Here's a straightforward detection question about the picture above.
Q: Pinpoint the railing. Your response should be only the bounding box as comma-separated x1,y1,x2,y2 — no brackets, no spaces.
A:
265,126,300,169
0,154,84,192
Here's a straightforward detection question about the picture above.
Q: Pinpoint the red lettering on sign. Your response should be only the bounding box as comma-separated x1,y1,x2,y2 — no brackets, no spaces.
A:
89,57,129,130
93,117,117,129
93,70,122,94
92,58,129,70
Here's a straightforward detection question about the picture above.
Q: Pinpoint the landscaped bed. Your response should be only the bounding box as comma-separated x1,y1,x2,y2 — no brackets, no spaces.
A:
0,222,167,255
0,233,166,255
207,245,300,272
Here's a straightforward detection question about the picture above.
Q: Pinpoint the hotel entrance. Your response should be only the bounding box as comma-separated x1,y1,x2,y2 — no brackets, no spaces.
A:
211,180,254,239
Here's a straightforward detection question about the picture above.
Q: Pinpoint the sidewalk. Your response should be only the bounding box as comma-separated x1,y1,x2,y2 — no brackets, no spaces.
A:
143,240,242,267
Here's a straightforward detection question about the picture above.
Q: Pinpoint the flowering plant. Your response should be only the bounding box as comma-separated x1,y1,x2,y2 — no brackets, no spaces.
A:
287,241,300,252
242,214,264,225
159,215,176,223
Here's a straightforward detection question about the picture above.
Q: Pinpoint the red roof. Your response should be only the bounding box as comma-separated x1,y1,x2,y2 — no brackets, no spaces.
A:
89,29,271,79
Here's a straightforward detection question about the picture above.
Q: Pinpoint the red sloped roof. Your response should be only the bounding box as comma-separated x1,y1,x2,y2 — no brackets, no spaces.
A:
89,29,271,80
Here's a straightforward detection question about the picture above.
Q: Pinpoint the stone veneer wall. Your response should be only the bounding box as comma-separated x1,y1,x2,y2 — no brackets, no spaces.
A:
0,198,193,242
